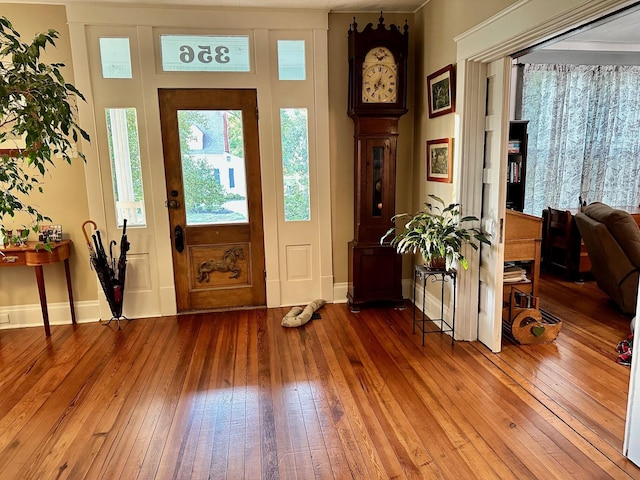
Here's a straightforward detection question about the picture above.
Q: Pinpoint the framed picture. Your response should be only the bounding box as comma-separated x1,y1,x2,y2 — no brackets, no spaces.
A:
38,224,63,242
427,64,455,118
426,138,453,183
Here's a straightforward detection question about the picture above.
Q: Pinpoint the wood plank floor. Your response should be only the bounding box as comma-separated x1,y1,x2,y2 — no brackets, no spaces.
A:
0,274,638,479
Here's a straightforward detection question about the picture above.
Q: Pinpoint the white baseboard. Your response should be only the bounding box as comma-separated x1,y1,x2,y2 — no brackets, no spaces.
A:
0,300,101,331
333,282,348,303
333,279,415,306
0,279,456,340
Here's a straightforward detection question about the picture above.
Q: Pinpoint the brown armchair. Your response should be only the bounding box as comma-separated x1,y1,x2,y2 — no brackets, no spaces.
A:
574,202,640,314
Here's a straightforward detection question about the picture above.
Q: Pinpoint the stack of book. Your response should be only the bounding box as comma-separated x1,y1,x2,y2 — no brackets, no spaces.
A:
504,264,528,283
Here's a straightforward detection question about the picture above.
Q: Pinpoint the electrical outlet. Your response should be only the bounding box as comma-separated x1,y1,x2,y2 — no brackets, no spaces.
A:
0,313,9,324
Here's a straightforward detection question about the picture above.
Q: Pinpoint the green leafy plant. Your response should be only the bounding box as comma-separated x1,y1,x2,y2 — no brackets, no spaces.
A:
382,194,491,271
0,16,89,241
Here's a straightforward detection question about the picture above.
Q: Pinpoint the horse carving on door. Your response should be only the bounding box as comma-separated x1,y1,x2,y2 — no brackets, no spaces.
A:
196,246,244,282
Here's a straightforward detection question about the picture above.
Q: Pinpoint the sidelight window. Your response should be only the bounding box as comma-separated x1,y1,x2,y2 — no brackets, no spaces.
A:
105,108,146,227
280,108,310,222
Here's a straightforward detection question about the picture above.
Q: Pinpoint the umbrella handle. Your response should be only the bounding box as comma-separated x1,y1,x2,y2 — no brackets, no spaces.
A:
82,220,97,246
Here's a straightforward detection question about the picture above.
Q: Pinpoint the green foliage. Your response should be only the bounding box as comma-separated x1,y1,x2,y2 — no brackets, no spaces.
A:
182,157,227,213
280,108,310,221
382,195,491,271
177,110,235,214
225,110,244,158
0,16,89,228
105,108,144,203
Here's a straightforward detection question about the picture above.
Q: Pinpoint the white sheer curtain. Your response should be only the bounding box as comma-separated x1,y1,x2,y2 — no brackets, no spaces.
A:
521,63,640,216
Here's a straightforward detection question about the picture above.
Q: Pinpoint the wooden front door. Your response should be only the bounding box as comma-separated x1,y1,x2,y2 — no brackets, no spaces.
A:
159,89,266,311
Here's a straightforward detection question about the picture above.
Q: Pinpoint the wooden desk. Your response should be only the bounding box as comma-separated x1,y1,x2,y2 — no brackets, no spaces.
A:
0,240,76,336
504,209,542,298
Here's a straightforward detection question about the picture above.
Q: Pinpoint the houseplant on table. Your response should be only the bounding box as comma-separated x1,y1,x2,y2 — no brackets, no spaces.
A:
382,194,490,271
0,16,89,247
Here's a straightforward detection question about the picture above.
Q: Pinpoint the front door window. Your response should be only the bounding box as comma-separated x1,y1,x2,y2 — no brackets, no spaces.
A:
176,110,248,225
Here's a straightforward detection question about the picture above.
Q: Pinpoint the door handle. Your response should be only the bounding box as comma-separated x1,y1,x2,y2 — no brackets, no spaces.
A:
174,225,184,253
165,200,181,209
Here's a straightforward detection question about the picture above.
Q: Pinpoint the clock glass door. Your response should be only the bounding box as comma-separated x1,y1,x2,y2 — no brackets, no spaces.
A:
372,146,383,217
159,88,266,311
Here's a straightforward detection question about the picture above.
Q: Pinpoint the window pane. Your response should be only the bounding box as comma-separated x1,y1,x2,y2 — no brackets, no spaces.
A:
277,40,306,80
105,108,146,227
280,108,310,221
177,110,248,225
99,38,132,79
160,35,250,72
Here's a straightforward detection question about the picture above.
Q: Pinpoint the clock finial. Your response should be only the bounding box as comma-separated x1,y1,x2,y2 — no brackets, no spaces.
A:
349,16,358,34
378,11,384,26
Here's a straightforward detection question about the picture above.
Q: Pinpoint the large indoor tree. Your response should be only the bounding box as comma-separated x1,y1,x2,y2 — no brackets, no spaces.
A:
0,16,89,242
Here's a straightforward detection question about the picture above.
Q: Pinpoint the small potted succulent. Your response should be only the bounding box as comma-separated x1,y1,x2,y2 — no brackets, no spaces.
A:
382,194,491,271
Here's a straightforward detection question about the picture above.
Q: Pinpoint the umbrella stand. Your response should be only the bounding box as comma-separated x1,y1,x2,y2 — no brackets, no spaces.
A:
82,219,132,330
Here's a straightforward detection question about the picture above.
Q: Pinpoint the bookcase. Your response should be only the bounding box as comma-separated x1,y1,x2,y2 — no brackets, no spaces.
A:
506,120,529,212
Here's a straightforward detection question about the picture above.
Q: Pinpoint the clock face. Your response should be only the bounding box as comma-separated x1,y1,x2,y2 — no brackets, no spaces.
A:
362,64,397,103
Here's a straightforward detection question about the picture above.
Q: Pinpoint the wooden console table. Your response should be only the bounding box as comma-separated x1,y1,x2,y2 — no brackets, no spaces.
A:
0,240,76,336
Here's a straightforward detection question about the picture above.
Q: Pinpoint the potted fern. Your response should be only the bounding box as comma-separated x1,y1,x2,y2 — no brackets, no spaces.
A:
382,195,490,271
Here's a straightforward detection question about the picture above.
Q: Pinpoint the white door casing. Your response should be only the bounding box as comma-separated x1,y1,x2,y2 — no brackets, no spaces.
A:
67,6,333,316
624,288,640,466
454,0,639,342
477,58,509,352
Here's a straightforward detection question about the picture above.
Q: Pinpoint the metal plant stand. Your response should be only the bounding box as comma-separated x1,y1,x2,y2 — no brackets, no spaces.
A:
413,265,457,346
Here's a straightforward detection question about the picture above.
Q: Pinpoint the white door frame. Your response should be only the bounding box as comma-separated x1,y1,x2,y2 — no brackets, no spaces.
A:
67,5,333,316
624,298,640,465
454,0,638,345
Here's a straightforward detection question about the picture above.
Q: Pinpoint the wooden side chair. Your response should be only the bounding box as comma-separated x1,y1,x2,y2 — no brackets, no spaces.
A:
543,207,575,276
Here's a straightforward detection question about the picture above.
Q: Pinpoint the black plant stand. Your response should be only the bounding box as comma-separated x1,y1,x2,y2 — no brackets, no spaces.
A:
413,265,457,346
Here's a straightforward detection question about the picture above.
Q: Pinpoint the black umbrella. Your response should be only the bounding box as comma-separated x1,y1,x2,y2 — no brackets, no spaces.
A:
82,219,131,329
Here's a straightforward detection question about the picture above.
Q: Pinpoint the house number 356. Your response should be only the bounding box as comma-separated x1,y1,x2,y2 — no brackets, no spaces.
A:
179,45,230,64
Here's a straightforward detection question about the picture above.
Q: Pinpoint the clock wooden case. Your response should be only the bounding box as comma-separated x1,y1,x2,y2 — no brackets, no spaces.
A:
347,14,409,310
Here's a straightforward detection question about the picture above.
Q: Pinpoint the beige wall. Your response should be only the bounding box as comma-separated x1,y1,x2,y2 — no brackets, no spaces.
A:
0,4,96,306
328,3,518,283
413,0,519,217
0,0,536,308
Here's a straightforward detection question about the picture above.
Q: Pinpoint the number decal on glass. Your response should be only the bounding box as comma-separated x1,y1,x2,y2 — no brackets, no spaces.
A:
179,45,194,63
215,46,230,64
197,45,212,63
178,45,231,64
161,35,249,72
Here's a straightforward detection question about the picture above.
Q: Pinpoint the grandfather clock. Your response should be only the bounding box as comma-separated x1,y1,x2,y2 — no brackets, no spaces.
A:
347,14,409,311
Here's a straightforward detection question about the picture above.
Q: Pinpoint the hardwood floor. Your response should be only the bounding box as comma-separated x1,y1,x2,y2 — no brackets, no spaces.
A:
0,276,638,479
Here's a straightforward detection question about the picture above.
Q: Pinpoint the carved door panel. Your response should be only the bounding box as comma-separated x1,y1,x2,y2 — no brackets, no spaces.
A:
159,89,266,311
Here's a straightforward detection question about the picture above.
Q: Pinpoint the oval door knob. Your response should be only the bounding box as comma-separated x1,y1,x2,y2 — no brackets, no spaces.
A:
165,200,181,209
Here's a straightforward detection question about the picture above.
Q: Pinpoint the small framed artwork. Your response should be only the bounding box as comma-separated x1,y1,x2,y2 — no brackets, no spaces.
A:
427,64,455,118
426,138,453,183
38,224,63,242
